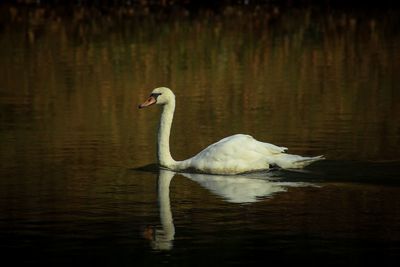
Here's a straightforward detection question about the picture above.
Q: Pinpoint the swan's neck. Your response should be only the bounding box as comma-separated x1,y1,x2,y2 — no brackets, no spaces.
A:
158,171,175,241
158,100,177,168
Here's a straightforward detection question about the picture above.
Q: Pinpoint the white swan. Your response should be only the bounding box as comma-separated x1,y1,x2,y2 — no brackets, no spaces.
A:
181,172,317,203
139,87,324,175
146,170,175,251
145,169,317,250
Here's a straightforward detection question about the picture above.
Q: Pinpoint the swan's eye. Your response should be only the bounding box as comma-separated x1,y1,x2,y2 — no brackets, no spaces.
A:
150,93,162,99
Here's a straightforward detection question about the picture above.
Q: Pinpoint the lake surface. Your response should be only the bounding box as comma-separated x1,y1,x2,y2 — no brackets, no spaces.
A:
1,4,400,266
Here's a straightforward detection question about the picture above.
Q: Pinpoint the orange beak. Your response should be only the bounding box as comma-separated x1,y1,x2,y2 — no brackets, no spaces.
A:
138,95,157,109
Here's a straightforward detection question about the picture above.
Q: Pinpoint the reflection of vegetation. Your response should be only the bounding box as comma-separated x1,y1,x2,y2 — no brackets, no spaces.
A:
0,3,399,171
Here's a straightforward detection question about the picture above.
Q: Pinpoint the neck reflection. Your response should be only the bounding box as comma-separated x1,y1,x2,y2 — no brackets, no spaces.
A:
146,169,316,250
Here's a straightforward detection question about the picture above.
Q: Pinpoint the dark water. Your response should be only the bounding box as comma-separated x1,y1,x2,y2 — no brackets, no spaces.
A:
1,4,400,266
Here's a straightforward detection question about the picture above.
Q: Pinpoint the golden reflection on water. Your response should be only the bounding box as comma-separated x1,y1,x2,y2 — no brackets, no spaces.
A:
0,6,399,170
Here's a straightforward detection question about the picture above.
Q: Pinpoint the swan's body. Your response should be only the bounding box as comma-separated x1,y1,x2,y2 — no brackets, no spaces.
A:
139,87,324,175
147,169,317,250
181,171,317,203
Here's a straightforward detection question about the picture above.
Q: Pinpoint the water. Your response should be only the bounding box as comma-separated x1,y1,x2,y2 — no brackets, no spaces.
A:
1,4,400,266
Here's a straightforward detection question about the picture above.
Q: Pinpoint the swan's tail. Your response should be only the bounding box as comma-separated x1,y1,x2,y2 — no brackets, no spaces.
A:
271,154,325,169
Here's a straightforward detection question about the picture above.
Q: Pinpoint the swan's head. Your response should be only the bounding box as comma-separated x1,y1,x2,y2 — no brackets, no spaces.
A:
138,87,175,109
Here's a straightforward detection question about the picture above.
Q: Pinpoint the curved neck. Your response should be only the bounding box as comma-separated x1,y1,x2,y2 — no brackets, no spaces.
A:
158,170,175,242
158,99,177,168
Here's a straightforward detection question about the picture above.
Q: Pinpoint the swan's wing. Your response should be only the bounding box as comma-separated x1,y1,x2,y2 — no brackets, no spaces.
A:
182,172,316,203
211,134,287,155
186,134,287,174
182,173,287,203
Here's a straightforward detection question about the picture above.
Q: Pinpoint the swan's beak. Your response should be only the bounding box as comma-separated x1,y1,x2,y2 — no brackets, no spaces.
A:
138,96,157,109
142,225,155,241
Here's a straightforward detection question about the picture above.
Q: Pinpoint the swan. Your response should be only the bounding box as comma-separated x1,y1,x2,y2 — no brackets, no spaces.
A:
139,87,324,175
181,171,317,203
145,170,175,251
145,169,317,250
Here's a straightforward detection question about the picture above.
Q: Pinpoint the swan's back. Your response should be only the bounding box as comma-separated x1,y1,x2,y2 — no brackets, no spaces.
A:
182,134,288,174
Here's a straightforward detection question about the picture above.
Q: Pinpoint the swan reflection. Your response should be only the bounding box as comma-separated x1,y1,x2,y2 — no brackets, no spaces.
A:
146,169,316,250
181,171,315,203
143,169,175,251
